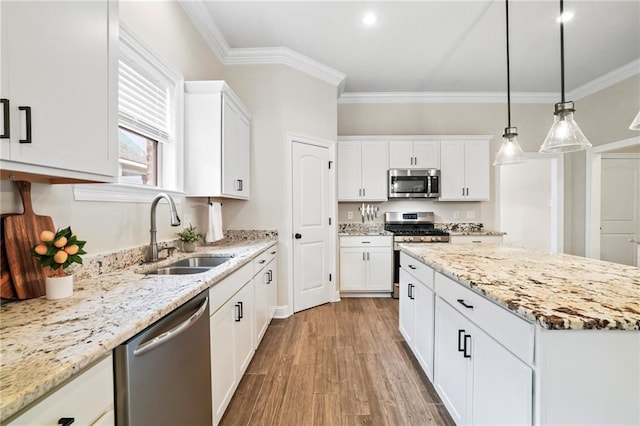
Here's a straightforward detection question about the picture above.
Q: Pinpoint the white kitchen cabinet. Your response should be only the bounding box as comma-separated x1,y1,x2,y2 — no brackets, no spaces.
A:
253,247,277,346
0,0,118,183
185,81,251,199
337,139,388,201
7,355,114,425
339,236,393,293
389,140,439,169
210,269,255,425
450,235,503,244
440,138,490,201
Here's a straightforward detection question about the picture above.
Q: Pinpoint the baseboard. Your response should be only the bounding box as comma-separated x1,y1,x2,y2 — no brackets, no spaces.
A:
273,305,292,319
340,291,393,298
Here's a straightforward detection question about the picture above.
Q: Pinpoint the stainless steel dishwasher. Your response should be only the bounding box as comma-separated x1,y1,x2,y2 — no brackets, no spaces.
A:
114,290,212,425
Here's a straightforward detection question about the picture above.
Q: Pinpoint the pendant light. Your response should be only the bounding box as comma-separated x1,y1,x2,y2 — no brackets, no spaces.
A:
494,0,527,166
629,110,640,130
540,0,591,153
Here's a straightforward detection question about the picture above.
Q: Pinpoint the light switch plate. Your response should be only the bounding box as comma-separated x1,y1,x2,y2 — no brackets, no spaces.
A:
347,211,354,220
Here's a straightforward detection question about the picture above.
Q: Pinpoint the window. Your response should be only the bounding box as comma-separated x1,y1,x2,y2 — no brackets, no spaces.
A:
118,25,182,190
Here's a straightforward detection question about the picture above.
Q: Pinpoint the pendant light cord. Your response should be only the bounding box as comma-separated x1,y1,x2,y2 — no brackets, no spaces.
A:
505,0,512,127
560,0,565,103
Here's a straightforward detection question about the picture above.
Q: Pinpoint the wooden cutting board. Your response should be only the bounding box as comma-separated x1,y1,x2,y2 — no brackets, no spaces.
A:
4,181,55,299
1,213,18,300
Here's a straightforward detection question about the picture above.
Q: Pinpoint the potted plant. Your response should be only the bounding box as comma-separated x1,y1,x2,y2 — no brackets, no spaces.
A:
32,226,87,300
177,223,202,253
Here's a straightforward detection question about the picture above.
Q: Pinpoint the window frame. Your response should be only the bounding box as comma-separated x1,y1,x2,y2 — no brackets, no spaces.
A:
74,24,184,203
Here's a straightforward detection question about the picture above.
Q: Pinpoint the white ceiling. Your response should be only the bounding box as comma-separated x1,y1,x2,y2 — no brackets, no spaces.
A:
195,1,640,95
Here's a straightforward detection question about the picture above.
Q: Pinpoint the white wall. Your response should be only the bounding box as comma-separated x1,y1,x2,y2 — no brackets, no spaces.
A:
0,1,224,254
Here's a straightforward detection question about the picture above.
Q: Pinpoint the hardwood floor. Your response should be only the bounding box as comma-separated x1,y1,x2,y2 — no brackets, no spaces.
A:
219,298,455,426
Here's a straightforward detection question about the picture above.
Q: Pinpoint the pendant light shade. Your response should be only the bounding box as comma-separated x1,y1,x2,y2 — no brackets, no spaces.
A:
494,0,526,166
540,0,591,154
629,110,640,131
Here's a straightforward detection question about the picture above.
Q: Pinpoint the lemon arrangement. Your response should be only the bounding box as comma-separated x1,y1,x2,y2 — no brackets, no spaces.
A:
32,226,86,299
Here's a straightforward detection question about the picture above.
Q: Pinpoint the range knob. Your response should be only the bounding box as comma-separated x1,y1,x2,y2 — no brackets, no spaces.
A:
419,236,425,241
435,236,441,241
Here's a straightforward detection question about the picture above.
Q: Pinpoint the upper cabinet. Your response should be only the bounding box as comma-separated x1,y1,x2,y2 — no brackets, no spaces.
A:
440,138,490,201
0,1,118,183
184,81,251,200
338,138,388,201
389,140,439,169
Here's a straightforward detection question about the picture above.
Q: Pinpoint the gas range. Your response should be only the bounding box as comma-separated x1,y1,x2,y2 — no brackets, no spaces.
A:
384,212,450,243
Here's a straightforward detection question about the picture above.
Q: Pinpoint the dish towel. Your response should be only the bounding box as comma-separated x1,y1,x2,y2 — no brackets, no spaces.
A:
205,202,224,243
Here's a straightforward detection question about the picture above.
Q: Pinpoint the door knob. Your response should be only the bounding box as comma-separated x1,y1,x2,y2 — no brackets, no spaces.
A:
294,233,302,239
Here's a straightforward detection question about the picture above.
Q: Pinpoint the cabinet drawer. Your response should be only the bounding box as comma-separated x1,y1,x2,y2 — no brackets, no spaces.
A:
209,262,254,314
8,355,114,425
340,236,392,248
400,252,434,289
450,235,503,244
253,246,277,274
435,273,534,363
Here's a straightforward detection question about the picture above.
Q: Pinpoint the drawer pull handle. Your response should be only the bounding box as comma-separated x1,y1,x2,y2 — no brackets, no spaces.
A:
457,329,465,352
457,299,474,309
270,251,276,255
18,106,32,143
408,264,416,270
58,417,75,426
258,259,266,264
1,98,9,138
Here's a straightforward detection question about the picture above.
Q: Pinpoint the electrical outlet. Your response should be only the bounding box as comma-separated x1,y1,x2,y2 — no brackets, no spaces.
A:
453,210,460,219
347,211,354,220
467,211,476,219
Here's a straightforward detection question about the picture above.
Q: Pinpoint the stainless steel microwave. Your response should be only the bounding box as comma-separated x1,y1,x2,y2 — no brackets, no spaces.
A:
388,169,440,198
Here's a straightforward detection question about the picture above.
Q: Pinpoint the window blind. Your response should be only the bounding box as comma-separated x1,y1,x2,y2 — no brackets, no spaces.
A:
118,55,172,144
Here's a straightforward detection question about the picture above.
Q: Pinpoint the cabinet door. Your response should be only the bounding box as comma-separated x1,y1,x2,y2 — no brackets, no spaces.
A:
413,141,440,169
471,326,532,425
254,269,270,347
210,302,237,424
413,281,435,381
236,112,251,199
360,140,388,201
222,96,240,197
388,140,414,168
338,140,363,201
235,281,255,375
398,269,415,346
267,259,278,320
366,247,392,291
434,298,471,425
439,141,466,200
1,1,116,177
339,247,367,290
464,140,490,200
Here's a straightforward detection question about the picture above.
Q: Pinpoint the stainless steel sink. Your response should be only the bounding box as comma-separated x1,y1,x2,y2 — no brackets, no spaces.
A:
168,256,233,268
146,266,212,275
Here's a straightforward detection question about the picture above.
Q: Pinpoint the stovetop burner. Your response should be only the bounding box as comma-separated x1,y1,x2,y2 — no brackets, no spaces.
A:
384,211,450,242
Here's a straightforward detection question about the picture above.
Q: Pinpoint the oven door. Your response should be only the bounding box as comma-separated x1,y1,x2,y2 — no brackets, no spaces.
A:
388,169,429,198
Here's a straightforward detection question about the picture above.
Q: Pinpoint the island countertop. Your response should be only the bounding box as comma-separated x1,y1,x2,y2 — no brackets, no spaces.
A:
0,239,276,422
399,243,640,331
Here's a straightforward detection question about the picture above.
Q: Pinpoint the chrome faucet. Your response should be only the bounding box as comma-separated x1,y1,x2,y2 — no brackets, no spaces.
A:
147,193,181,262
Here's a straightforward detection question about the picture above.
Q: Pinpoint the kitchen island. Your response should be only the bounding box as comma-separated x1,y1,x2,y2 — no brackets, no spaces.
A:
0,238,276,423
398,242,639,425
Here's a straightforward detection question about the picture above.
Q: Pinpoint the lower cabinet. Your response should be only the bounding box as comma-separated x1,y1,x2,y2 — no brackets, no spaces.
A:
449,235,503,244
434,298,532,425
254,248,278,346
339,236,393,293
8,355,114,425
210,278,254,425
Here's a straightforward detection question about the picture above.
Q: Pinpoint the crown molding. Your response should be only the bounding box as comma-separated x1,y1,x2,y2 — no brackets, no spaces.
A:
178,0,345,91
567,59,640,100
338,92,557,104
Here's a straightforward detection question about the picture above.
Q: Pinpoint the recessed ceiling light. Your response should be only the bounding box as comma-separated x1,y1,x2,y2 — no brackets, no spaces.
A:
556,11,574,23
361,12,377,26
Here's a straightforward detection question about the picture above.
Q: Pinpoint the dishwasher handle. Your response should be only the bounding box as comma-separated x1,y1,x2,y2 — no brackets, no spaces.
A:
133,297,209,357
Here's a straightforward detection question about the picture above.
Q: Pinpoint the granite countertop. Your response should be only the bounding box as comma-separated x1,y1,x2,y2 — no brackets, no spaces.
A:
0,239,276,422
338,230,394,236
449,230,506,236
399,243,640,331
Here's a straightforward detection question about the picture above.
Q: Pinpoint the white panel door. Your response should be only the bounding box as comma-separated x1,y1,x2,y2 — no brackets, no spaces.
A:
440,141,466,200
360,140,389,201
222,97,239,197
601,157,640,266
337,140,362,200
293,141,331,312
465,139,490,200
389,140,414,168
413,141,440,169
